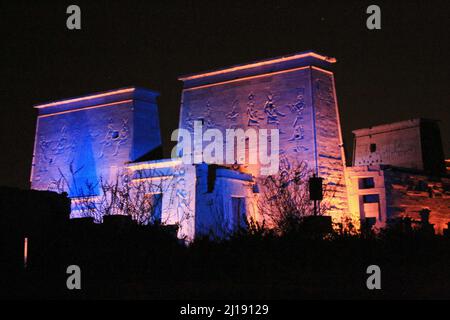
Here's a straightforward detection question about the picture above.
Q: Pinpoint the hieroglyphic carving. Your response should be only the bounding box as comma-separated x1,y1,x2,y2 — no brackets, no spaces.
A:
52,125,76,155
99,118,130,158
288,89,306,128
201,102,216,129
288,125,305,141
34,124,78,181
290,126,309,153
293,144,309,153
264,93,285,125
264,93,285,134
279,150,291,176
174,167,192,221
315,78,334,106
246,93,264,127
226,100,240,129
35,134,51,179
287,89,309,153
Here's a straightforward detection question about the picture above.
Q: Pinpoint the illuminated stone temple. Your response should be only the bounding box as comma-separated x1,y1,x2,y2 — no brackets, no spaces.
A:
30,51,450,240
346,119,450,234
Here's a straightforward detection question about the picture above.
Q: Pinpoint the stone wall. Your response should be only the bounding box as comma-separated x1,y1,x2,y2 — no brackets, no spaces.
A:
195,164,257,237
384,168,450,234
312,68,348,221
345,166,387,229
346,165,450,234
179,67,316,177
353,119,423,169
30,88,161,199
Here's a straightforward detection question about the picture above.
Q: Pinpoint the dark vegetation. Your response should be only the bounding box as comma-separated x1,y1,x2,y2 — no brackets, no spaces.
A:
1,187,450,300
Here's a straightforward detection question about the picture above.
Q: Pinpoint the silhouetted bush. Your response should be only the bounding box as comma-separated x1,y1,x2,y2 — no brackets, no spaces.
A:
1,188,449,299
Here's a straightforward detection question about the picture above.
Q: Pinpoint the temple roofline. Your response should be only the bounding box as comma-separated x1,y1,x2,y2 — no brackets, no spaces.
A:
352,118,439,137
178,51,336,89
178,51,335,81
33,87,159,115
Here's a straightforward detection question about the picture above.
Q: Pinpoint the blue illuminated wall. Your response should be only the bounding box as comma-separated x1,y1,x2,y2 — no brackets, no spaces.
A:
30,87,161,198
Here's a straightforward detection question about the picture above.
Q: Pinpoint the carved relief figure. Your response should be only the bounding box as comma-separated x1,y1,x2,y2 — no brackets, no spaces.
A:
279,150,291,176
289,125,305,142
52,126,69,155
99,118,130,158
114,119,130,155
288,89,306,128
226,100,240,129
38,134,51,161
264,94,285,125
34,135,51,181
176,176,191,221
35,124,78,181
51,125,76,158
246,93,264,127
286,89,309,153
200,102,216,129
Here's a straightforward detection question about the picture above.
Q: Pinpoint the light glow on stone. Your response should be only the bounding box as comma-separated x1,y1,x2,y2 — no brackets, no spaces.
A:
34,88,135,109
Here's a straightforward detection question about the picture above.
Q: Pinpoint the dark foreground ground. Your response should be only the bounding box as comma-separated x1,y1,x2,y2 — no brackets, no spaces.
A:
1,221,449,300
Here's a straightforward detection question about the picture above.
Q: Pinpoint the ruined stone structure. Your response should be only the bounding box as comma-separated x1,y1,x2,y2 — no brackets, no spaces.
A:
30,51,449,239
352,119,446,175
347,119,450,233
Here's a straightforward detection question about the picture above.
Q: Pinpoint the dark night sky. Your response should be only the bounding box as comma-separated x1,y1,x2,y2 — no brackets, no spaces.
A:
1,0,449,189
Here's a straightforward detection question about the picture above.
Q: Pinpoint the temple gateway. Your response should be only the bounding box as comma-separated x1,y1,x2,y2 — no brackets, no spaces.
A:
30,51,450,240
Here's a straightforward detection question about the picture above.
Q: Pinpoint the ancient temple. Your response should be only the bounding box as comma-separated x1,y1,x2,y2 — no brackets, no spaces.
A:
346,119,450,233
177,51,349,219
29,51,449,239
